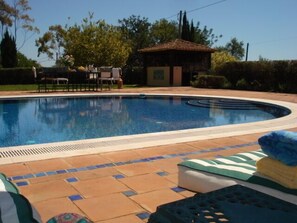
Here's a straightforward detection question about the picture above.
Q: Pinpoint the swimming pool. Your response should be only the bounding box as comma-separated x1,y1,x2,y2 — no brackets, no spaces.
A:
0,94,291,148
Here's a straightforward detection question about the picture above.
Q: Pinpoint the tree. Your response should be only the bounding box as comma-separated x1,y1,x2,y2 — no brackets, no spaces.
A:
10,0,39,49
36,14,131,67
35,24,66,60
150,19,178,44
224,37,245,60
0,0,14,37
181,11,190,41
17,51,39,67
180,11,222,46
1,29,17,67
211,51,237,72
118,15,151,67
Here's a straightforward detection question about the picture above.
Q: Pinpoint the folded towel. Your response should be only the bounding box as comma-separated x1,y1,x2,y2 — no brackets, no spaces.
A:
258,131,297,166
256,157,297,189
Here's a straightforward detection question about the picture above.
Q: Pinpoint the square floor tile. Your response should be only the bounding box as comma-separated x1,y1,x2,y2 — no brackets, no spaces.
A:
71,176,129,198
74,193,143,222
122,190,137,197
119,173,175,193
68,194,83,201
171,187,185,193
66,177,78,183
136,212,150,220
113,174,125,179
15,181,28,187
130,189,184,213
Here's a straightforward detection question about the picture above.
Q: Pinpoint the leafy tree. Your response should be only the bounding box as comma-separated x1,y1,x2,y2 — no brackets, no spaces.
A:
224,37,245,60
1,29,17,67
0,0,14,37
10,0,39,49
36,14,131,67
35,25,66,60
118,15,151,67
17,51,39,67
211,51,237,72
150,19,178,44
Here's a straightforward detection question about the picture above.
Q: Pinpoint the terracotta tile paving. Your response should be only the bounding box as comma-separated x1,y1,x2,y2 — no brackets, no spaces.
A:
130,189,184,212
72,176,129,198
119,173,176,194
115,162,161,176
0,88,297,222
74,193,144,222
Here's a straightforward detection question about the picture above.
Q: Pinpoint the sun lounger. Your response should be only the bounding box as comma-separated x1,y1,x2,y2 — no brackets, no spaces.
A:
0,173,41,222
178,151,297,204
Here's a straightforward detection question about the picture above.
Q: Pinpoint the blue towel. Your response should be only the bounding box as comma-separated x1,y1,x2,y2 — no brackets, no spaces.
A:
258,131,297,166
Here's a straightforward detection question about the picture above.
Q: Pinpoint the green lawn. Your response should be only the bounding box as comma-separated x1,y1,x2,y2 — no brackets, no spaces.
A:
0,85,38,91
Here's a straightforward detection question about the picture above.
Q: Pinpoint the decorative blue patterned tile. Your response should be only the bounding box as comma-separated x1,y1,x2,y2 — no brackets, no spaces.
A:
67,168,78,173
68,194,83,201
66,177,78,183
122,190,137,197
114,162,125,166
76,167,88,171
35,172,46,177
95,164,106,168
132,158,150,163
171,187,186,193
148,156,164,161
105,163,115,167
156,171,168,176
136,212,150,220
15,181,29,187
209,147,223,152
46,171,57,176
177,153,188,156
113,174,125,179
56,169,67,174
23,174,34,179
12,176,23,180
86,165,97,170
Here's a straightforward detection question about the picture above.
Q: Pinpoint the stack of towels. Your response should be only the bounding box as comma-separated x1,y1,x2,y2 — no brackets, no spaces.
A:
257,130,297,189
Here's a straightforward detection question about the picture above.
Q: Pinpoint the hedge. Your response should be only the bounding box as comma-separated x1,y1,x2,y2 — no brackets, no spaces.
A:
0,68,36,85
217,60,297,93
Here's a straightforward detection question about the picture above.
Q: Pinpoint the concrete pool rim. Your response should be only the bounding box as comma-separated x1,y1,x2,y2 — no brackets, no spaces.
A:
1,93,297,164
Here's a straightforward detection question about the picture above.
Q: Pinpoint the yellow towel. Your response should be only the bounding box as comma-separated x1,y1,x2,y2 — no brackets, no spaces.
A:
256,157,297,189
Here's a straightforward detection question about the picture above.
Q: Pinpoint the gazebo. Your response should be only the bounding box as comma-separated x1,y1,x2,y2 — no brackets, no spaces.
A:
139,39,215,86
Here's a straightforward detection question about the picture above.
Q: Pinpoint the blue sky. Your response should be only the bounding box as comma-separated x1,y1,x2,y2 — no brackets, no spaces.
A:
9,0,297,66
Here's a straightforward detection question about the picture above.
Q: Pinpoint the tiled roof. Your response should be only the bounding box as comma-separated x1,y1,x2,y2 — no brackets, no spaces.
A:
139,39,215,53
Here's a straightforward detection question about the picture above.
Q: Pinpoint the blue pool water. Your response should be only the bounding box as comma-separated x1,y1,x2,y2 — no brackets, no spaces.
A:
0,95,290,147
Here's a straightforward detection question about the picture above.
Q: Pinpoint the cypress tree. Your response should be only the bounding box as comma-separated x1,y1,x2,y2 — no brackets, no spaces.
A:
1,30,17,68
181,11,190,41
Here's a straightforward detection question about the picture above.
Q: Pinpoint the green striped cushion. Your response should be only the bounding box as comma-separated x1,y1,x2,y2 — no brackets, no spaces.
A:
0,173,40,223
178,151,297,196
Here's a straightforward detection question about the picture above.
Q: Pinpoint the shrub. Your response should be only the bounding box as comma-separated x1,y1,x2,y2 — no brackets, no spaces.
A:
191,75,227,89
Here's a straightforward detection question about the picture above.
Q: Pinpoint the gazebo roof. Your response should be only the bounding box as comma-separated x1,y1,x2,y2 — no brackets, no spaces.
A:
139,39,215,53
